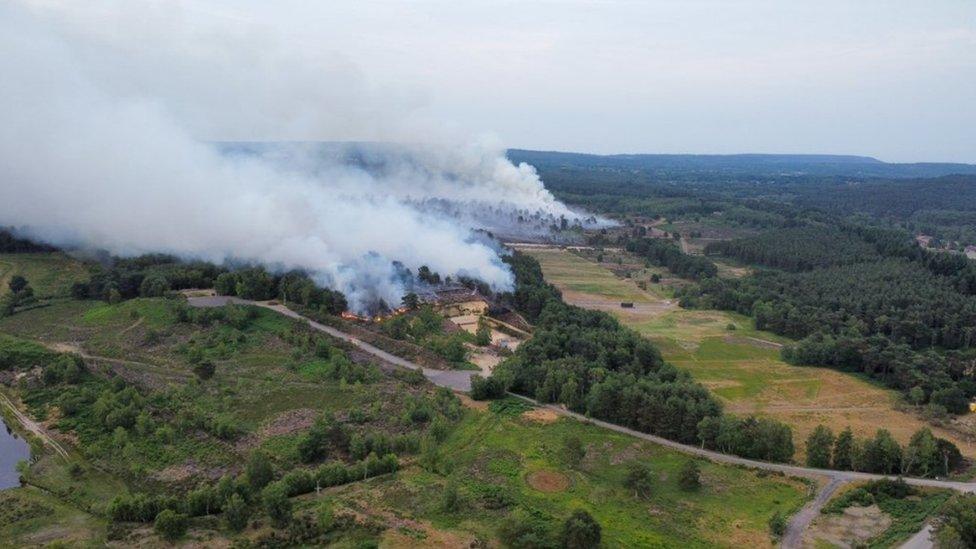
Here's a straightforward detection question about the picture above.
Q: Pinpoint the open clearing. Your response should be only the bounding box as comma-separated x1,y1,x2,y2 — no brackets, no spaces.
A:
521,246,976,460
0,253,92,299
344,400,808,548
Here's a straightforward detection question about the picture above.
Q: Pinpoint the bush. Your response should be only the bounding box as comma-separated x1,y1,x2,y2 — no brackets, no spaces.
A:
193,360,215,380
677,460,701,491
439,481,462,513
223,493,248,532
261,482,293,528
246,450,273,491
154,509,188,542
560,509,601,549
498,509,556,548
768,510,787,538
563,436,586,469
939,494,976,548
470,375,506,400
624,462,654,500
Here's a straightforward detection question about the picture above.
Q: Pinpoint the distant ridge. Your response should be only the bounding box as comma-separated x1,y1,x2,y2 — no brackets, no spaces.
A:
507,149,976,179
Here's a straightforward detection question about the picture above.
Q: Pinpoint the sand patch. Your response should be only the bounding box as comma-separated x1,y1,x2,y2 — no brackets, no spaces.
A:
521,408,559,424
526,470,570,493
457,394,489,411
804,504,892,548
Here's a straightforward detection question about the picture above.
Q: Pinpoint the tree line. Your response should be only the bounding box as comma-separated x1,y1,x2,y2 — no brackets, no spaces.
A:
683,249,976,410
478,252,796,463
804,425,962,478
704,225,879,271
625,237,718,280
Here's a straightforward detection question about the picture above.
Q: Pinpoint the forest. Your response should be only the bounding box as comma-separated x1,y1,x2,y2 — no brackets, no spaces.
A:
704,225,879,271
513,154,976,419
484,252,796,463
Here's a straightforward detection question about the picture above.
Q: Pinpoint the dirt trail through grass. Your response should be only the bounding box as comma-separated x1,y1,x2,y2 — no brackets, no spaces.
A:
0,391,69,459
518,246,976,460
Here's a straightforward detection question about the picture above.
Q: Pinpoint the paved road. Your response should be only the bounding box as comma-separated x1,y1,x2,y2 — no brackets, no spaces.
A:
899,524,935,549
782,477,844,548
189,296,976,547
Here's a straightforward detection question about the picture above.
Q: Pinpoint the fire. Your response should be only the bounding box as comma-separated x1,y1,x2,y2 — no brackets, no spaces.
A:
340,307,410,323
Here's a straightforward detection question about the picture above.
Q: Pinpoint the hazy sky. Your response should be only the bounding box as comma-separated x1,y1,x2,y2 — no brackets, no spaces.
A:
30,0,976,162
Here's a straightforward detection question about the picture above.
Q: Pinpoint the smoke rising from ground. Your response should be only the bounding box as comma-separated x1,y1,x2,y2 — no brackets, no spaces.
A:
0,3,591,312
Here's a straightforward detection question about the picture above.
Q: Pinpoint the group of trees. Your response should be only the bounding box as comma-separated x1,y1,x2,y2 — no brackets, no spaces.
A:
491,252,795,462
498,508,601,549
937,493,976,548
704,225,879,271
110,449,399,534
696,415,794,462
625,237,718,280
71,254,225,302
804,425,963,477
0,228,57,253
680,258,976,407
61,252,350,317
104,386,463,540
380,304,472,364
216,268,347,314
1,275,36,316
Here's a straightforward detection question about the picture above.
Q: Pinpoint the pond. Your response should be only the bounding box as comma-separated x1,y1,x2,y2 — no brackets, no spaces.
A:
0,417,30,489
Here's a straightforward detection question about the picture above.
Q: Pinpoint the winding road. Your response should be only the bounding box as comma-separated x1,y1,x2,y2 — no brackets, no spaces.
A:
189,296,976,547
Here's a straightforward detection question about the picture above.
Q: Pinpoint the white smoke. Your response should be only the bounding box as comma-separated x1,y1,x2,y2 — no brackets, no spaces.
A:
0,3,588,312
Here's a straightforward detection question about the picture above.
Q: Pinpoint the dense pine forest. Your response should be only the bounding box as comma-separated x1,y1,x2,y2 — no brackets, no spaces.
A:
514,152,976,418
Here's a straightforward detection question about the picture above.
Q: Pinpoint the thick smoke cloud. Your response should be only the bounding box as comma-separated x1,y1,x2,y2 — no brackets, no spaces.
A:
0,3,587,312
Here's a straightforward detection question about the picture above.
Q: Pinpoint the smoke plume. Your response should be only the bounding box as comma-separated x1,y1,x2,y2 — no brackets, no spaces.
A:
0,3,591,312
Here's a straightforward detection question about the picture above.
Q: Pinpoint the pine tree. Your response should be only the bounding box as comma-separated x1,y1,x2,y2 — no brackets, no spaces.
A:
832,427,854,470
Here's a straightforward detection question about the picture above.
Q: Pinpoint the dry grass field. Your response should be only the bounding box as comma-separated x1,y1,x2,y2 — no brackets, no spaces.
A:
519,246,976,461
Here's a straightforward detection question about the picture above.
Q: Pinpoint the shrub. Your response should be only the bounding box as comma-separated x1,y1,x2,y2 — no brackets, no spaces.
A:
261,482,293,528
245,450,273,491
498,509,556,548
223,493,248,532
678,460,701,491
193,360,215,380
439,481,462,513
154,509,188,542
470,375,506,400
768,510,787,538
560,509,601,549
563,436,586,469
624,462,654,500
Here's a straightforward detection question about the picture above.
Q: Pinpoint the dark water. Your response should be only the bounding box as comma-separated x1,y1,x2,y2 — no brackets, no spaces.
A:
0,417,30,489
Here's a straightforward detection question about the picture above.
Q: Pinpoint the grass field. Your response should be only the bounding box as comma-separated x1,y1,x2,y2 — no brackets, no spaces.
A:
303,398,810,548
0,291,811,546
522,247,976,461
0,253,93,299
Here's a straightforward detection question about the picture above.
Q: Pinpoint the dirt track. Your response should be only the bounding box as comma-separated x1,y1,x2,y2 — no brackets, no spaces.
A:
0,391,69,460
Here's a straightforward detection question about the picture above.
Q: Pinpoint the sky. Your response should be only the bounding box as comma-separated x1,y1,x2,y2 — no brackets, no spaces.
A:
24,0,976,162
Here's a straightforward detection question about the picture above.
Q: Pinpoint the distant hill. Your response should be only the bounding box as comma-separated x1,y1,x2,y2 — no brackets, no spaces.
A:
507,149,976,179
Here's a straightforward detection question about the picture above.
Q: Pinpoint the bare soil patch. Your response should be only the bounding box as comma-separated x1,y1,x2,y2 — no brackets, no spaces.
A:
457,394,488,411
235,408,319,450
723,335,782,349
525,470,570,493
804,504,892,548
521,408,559,424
